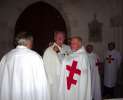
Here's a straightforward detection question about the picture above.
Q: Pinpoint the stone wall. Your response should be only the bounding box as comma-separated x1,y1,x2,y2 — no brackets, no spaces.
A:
0,0,123,59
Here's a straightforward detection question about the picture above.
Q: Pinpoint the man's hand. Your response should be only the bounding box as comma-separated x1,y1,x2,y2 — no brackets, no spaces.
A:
53,46,60,53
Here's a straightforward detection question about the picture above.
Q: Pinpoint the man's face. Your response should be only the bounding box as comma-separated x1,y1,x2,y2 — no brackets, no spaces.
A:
108,44,115,51
86,45,93,53
70,38,81,52
55,32,65,47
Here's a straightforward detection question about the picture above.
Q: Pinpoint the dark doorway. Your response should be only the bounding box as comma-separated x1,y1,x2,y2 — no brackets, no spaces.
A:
15,1,67,55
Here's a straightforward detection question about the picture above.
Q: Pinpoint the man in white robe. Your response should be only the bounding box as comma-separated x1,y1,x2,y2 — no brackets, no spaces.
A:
86,44,102,100
0,32,50,100
104,42,122,97
43,31,71,100
58,36,91,100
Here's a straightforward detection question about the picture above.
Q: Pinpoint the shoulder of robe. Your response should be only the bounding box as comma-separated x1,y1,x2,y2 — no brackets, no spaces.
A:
110,50,121,57
0,48,43,64
43,46,57,55
106,50,111,54
79,51,88,58
63,44,69,47
45,46,52,52
63,44,70,49
20,48,42,60
69,51,88,61
1,48,16,60
115,50,121,55
44,45,54,52
25,50,44,65
0,54,7,63
27,49,42,59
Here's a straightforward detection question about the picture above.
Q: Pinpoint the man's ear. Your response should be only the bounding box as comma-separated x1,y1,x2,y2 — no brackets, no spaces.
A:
27,40,33,49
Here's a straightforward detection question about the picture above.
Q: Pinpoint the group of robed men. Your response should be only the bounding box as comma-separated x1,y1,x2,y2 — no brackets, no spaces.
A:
0,31,122,100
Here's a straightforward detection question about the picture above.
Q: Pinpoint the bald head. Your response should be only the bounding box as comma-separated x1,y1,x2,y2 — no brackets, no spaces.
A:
70,36,82,52
54,31,65,47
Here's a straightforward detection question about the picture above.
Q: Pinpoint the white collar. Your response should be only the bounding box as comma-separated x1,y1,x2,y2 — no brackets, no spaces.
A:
16,45,28,49
88,52,95,56
108,49,116,53
53,43,63,51
72,46,86,53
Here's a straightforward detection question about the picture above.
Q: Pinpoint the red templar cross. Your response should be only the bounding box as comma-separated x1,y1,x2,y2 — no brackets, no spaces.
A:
96,58,100,67
106,55,114,64
66,60,81,90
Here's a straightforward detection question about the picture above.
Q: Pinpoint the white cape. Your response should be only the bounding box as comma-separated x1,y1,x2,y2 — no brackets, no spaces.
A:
43,45,61,100
58,47,92,100
0,46,50,100
88,53,102,100
104,50,122,87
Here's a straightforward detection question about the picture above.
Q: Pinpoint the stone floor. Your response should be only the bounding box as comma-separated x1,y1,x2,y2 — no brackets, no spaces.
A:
102,64,123,100
102,82,123,99
114,85,123,98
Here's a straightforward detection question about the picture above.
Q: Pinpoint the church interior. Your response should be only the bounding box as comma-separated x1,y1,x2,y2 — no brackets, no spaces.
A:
0,0,123,100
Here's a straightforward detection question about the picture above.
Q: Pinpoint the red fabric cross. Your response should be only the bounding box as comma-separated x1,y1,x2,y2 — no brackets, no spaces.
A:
106,55,114,64
66,60,81,90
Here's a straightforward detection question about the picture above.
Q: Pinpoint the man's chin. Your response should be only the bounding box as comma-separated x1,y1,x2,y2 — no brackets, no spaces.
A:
56,42,63,47
72,49,77,52
72,47,80,52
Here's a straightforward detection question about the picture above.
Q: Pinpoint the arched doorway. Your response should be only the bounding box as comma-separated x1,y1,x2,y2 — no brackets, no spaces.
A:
15,1,67,55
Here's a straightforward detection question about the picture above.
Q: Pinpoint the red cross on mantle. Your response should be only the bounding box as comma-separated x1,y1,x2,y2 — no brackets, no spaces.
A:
66,60,81,90
96,58,100,67
106,55,114,64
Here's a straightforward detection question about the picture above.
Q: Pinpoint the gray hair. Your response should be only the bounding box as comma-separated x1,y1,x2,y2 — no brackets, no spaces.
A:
15,32,33,46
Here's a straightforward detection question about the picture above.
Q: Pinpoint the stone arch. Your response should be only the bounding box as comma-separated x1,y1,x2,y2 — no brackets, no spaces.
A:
11,0,70,35
14,0,70,55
